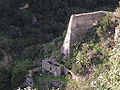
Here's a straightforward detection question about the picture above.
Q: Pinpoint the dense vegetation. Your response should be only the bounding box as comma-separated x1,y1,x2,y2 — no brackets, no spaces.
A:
0,0,120,90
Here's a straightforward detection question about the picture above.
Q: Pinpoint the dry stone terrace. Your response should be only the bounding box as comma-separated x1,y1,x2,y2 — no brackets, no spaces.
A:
62,11,107,58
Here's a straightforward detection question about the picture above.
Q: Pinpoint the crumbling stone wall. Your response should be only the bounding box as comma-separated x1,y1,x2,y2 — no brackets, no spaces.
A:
42,59,61,77
62,11,107,58
42,58,69,77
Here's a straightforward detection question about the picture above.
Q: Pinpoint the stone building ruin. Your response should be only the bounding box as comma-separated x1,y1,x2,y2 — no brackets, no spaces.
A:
42,58,67,77
62,11,107,58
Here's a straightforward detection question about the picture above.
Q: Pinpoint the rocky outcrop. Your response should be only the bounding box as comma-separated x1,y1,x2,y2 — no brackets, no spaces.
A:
24,74,34,88
112,10,120,43
40,80,65,90
111,7,120,43
114,24,120,42
19,3,29,10
48,80,65,90
0,50,12,69
24,67,41,88
62,11,107,58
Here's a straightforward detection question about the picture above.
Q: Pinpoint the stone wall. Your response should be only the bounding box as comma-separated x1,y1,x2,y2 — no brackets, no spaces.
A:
62,11,107,58
42,59,61,77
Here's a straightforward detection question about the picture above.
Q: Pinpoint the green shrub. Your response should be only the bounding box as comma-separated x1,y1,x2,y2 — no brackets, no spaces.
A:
0,69,12,90
96,14,113,40
88,41,120,90
70,42,104,75
11,60,37,88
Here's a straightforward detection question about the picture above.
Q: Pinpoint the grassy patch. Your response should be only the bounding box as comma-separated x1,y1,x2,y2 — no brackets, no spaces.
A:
35,74,68,83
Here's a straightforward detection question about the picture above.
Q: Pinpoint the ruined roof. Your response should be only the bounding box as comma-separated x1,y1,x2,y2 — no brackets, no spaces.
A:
62,11,107,58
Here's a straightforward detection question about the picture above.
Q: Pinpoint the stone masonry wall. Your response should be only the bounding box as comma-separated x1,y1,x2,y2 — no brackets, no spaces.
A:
62,11,107,58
